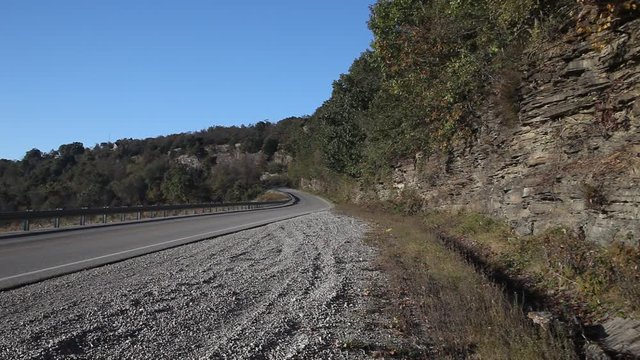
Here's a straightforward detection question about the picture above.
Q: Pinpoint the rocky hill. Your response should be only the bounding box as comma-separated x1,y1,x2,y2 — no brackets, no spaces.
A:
387,15,640,246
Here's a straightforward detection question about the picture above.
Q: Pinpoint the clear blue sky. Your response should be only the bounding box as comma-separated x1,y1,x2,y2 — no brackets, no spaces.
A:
0,0,375,160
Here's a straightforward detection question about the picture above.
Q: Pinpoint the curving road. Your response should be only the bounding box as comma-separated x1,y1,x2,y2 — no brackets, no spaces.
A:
0,189,332,290
0,210,416,359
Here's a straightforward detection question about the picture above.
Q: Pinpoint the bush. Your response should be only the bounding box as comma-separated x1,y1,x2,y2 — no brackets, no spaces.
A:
581,182,608,211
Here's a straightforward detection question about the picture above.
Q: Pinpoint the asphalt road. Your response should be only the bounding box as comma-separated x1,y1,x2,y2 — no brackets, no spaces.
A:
0,189,332,290
0,211,418,359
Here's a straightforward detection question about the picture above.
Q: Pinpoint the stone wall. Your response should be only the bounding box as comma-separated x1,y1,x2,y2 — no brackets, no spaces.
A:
390,18,640,245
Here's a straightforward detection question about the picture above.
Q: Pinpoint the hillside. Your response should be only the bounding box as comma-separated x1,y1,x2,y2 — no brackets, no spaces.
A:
291,0,640,246
0,119,303,211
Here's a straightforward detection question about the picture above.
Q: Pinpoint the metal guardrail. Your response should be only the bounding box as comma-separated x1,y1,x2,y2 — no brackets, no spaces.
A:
0,196,293,232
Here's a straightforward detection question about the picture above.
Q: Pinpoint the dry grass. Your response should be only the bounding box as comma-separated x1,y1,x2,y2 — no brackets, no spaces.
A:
253,190,291,202
338,204,577,359
425,211,640,322
493,68,522,126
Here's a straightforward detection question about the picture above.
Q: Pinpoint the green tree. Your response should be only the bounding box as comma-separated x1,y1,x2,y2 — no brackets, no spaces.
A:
160,166,190,204
314,51,381,177
262,137,279,159
112,174,147,206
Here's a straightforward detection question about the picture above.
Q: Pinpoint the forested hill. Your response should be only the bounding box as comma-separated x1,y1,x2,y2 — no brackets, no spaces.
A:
0,118,305,211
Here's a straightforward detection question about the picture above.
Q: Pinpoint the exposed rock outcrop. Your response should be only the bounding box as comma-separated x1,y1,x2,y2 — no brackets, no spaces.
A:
389,18,640,246
598,317,640,357
207,143,265,167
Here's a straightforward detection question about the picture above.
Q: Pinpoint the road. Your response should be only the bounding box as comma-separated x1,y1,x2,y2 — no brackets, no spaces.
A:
0,189,331,290
0,210,417,359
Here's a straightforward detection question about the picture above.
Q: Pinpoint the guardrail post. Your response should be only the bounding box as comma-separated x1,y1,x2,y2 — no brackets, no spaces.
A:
22,219,30,231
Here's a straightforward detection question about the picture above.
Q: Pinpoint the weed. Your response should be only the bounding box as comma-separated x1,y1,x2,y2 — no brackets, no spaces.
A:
607,241,640,312
390,190,424,216
254,190,290,202
581,182,608,211
338,204,577,359
493,68,522,126
423,210,640,321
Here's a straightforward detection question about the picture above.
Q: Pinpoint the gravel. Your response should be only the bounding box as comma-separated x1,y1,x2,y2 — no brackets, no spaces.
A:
0,211,408,359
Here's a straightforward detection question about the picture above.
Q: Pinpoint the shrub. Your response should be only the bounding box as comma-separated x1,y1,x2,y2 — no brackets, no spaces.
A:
581,182,608,211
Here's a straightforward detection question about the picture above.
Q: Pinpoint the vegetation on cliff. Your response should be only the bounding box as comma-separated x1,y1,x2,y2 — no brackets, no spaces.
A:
289,0,640,189
291,0,578,183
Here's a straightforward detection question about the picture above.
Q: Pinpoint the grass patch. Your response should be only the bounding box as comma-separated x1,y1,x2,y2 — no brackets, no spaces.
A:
253,190,291,202
338,204,577,359
424,211,640,322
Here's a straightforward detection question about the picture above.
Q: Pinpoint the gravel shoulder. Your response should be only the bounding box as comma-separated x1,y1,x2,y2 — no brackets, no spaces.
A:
0,211,414,359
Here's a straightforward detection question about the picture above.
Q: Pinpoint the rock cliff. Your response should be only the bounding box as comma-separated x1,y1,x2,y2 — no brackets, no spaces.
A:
389,17,640,246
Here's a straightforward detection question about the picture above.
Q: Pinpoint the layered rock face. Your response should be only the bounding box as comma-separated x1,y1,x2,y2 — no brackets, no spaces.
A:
392,18,640,245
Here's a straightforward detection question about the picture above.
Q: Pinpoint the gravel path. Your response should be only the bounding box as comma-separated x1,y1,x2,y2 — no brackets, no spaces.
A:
0,212,407,359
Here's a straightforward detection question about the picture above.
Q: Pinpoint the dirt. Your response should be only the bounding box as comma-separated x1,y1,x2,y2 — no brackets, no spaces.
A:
0,212,422,359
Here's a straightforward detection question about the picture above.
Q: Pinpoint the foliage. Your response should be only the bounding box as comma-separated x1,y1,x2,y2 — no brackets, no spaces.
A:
315,51,381,177
0,119,305,210
582,182,608,211
368,0,541,142
286,0,576,185
261,137,279,159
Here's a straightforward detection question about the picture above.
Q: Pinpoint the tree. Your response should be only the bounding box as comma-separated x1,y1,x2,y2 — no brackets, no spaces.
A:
58,142,85,157
112,174,147,206
313,51,382,177
160,165,194,204
262,137,279,159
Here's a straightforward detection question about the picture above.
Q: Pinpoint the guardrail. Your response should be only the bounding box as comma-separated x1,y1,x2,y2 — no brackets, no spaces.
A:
0,195,293,233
